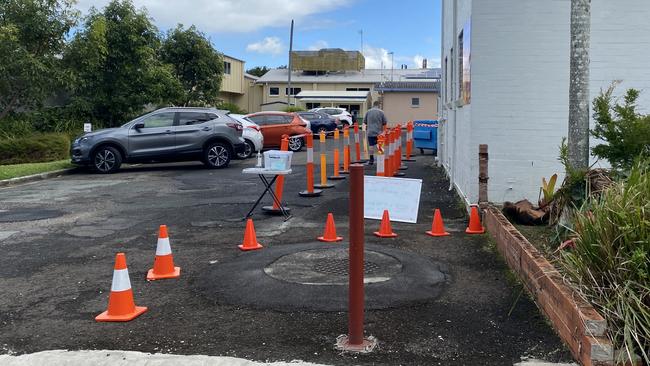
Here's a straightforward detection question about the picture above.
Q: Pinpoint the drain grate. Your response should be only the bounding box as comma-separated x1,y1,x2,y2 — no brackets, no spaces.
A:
312,259,380,275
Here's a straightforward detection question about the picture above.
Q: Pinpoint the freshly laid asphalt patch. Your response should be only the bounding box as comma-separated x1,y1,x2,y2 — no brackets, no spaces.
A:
196,242,447,311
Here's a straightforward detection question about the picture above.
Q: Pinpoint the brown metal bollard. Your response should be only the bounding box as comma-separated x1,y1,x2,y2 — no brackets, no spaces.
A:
335,164,378,353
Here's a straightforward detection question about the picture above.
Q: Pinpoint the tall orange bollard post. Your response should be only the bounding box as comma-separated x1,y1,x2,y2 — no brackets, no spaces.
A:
376,134,385,177
263,135,291,214
397,124,408,171
403,121,416,162
299,132,323,197
329,129,346,181
314,130,334,189
393,128,406,177
352,122,364,163
335,164,377,353
341,125,351,175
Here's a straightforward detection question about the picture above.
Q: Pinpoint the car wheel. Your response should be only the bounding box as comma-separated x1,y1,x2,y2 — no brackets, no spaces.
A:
92,146,122,174
203,142,231,169
288,136,304,152
237,140,254,159
317,126,328,135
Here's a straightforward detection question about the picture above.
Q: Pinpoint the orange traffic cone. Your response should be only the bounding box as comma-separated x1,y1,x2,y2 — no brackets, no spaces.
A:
426,209,450,237
147,225,181,281
239,218,263,251
318,213,343,242
96,253,148,322
465,205,485,234
374,210,398,238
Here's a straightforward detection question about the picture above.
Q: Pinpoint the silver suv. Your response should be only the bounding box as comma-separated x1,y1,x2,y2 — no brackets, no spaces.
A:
71,107,246,173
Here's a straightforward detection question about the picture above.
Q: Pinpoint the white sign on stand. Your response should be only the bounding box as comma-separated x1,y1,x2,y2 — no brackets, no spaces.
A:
363,175,423,223
83,123,92,133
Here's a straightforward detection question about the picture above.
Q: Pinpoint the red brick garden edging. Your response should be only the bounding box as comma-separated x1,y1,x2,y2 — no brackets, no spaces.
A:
484,206,615,366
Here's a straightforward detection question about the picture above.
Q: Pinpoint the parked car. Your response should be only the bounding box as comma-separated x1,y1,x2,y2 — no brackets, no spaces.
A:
244,112,311,152
297,111,338,134
229,114,264,159
70,107,246,173
309,107,354,126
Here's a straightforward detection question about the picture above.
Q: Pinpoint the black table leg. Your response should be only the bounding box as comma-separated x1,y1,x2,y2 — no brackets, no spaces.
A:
243,175,278,220
260,175,292,221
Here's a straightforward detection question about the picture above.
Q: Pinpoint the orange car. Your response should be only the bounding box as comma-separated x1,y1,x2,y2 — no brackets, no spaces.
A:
244,112,311,151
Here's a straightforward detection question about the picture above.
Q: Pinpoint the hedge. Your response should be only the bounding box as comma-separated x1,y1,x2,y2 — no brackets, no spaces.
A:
0,133,70,165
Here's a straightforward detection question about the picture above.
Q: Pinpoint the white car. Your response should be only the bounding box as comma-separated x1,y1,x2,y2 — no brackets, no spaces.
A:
230,114,264,159
310,107,354,126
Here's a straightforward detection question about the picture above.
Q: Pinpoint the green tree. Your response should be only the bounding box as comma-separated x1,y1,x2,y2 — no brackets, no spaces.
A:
591,85,650,171
246,66,270,77
64,0,181,127
160,25,223,106
0,0,78,119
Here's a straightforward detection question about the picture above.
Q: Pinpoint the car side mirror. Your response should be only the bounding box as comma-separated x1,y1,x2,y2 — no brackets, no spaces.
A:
134,122,145,130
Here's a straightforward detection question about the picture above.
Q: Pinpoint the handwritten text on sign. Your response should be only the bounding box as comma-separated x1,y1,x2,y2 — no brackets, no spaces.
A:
363,175,423,223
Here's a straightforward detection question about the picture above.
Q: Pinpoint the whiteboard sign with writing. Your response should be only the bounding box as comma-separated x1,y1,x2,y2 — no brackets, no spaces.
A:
83,123,92,132
363,175,422,223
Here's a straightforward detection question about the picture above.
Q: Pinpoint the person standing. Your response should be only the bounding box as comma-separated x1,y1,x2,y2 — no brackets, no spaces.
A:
364,100,388,165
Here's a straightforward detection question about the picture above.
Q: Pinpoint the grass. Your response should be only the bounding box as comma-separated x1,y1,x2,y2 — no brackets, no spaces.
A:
0,160,74,180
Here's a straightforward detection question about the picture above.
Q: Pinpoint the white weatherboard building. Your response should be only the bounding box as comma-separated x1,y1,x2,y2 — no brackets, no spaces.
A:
439,0,650,205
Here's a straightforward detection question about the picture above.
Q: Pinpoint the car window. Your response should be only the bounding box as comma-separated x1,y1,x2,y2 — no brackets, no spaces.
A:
283,115,294,123
247,115,265,125
206,113,218,120
140,112,175,128
178,112,209,126
324,109,338,115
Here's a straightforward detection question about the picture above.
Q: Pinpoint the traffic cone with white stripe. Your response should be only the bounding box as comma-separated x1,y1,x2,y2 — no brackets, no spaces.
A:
147,225,181,281
96,253,148,322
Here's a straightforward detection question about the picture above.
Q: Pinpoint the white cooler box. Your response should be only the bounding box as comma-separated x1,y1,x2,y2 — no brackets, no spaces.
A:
264,150,293,171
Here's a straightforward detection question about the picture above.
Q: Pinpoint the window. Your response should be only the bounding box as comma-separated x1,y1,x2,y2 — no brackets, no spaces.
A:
178,112,209,126
411,97,420,107
224,61,231,75
269,87,279,96
247,115,265,124
139,112,175,128
306,102,320,109
346,87,370,92
285,87,301,96
444,56,448,103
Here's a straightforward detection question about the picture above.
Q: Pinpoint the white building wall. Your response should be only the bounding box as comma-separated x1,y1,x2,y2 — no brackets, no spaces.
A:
440,0,650,205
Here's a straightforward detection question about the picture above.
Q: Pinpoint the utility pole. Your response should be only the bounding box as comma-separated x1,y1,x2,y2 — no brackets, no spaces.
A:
388,52,394,82
568,0,591,170
287,19,294,106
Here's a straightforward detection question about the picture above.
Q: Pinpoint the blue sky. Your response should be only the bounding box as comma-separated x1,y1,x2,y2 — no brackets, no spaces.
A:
75,0,441,71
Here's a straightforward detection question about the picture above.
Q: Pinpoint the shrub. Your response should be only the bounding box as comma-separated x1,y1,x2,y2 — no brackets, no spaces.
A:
560,161,649,364
0,133,70,165
283,105,305,112
592,85,650,172
216,102,247,114
0,115,35,139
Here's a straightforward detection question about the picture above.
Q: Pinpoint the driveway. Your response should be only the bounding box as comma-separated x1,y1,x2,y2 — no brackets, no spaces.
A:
0,146,573,365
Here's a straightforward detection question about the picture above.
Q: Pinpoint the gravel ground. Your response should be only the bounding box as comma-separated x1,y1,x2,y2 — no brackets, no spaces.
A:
0,141,573,365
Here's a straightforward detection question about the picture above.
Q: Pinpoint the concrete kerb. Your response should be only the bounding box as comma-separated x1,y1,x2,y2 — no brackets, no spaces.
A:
0,168,80,188
483,206,616,366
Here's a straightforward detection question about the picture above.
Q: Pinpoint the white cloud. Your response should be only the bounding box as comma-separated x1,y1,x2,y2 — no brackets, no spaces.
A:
308,40,329,51
363,45,440,69
246,37,284,55
74,0,353,33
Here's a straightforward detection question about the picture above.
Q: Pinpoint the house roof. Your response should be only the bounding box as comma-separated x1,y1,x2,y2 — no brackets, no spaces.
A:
256,68,441,84
244,73,259,80
295,90,370,103
375,81,441,93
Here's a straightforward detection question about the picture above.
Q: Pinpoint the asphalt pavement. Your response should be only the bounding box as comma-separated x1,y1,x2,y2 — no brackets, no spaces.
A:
0,141,574,365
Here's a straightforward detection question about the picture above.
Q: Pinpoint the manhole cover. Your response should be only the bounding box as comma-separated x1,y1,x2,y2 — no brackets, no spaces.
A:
313,259,380,275
264,248,402,285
